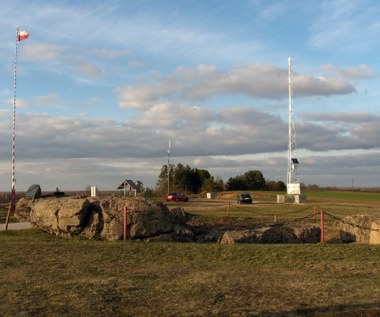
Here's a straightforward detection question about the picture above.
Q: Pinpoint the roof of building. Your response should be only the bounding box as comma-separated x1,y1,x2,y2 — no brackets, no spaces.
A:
117,179,138,190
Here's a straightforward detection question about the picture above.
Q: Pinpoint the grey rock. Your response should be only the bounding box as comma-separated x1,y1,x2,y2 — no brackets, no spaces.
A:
15,196,188,241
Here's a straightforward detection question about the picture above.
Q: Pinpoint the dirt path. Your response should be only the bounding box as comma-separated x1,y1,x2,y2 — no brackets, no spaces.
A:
0,222,33,231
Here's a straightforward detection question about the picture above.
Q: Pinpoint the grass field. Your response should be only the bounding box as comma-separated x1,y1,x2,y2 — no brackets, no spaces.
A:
1,190,380,316
304,190,380,202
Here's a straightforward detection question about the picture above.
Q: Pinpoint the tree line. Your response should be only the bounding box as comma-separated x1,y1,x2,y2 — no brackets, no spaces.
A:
155,163,286,194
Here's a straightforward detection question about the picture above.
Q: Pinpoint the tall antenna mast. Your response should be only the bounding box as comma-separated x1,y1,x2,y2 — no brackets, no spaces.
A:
287,57,300,196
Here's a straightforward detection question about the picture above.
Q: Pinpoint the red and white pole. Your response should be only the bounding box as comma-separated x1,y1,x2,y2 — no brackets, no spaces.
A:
4,28,20,230
320,209,325,243
123,207,128,240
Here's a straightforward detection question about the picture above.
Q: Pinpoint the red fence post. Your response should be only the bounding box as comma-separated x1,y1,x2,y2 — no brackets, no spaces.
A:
320,209,325,243
4,189,15,231
227,202,231,217
123,207,127,240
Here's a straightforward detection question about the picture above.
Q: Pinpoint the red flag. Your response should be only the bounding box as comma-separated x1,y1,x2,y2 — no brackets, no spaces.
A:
18,30,29,41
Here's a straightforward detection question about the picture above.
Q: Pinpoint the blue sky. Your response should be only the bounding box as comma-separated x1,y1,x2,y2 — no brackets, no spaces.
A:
1,0,380,191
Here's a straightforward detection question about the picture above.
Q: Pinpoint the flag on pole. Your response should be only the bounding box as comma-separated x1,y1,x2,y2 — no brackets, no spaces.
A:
18,30,29,41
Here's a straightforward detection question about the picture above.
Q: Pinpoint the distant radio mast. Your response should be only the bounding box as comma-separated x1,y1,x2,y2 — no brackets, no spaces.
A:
287,57,300,196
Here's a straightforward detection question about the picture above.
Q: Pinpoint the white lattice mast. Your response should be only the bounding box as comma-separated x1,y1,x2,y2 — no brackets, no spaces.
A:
287,57,300,195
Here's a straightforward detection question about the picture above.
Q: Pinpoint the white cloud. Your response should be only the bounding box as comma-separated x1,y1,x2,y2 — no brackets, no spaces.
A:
117,64,357,108
308,0,380,52
296,112,380,151
91,48,130,59
33,93,61,106
0,102,365,162
321,64,376,81
1,1,380,190
5,98,31,108
23,44,67,62
76,59,104,78
128,60,146,68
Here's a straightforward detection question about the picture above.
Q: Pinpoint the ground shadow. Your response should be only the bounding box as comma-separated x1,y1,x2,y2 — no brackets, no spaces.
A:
252,301,380,317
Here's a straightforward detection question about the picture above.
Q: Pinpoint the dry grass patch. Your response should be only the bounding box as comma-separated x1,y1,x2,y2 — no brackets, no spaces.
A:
2,191,380,316
1,230,380,316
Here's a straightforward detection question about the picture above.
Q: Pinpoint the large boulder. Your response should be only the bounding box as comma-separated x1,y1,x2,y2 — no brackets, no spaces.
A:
15,196,325,244
218,229,260,244
31,197,91,237
15,196,188,241
335,214,380,243
261,224,321,243
369,220,380,245
219,224,320,244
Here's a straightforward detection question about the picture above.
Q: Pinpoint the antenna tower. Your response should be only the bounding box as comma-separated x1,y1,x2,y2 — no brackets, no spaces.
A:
287,57,300,195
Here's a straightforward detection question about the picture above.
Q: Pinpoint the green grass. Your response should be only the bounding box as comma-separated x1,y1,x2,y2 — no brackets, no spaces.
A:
304,190,380,202
1,191,380,316
0,204,18,224
1,230,380,317
175,195,380,230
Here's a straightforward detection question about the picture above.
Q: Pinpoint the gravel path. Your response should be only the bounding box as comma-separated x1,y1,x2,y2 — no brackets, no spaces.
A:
0,222,33,231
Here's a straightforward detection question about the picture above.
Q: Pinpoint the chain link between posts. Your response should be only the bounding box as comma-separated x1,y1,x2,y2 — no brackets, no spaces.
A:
323,211,380,232
280,205,380,232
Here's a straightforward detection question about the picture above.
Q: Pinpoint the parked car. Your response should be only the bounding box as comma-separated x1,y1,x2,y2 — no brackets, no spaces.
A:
237,193,253,204
165,192,189,202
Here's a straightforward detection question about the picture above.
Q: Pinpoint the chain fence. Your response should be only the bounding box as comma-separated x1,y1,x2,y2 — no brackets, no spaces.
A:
323,211,380,232
283,204,380,232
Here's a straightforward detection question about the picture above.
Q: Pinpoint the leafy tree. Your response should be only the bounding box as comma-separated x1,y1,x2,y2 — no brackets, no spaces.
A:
266,180,286,191
226,175,248,190
142,187,156,198
244,170,266,190
214,176,225,192
307,184,320,191
201,177,215,192
177,165,203,193
156,164,217,194
277,181,286,191
156,164,174,195
197,169,211,184
173,164,191,192
226,170,267,191
201,175,225,192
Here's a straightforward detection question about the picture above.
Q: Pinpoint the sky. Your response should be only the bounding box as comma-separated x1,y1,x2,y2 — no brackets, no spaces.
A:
1,0,380,192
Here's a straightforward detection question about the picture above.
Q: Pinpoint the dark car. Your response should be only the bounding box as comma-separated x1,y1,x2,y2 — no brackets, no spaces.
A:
165,192,189,202
237,193,253,204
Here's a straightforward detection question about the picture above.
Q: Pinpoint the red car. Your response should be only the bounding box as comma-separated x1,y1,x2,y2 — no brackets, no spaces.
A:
165,192,189,202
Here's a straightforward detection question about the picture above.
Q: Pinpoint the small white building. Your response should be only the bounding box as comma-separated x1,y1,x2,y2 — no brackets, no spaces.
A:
117,179,144,197
117,179,139,197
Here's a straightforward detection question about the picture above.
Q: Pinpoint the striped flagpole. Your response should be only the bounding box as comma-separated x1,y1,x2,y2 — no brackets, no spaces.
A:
11,27,19,192
5,27,21,230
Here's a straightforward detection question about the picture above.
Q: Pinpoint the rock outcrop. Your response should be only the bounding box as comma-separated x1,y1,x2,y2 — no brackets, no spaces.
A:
16,196,187,241
218,224,321,244
335,214,380,243
219,229,260,244
15,195,322,243
369,220,380,245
